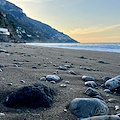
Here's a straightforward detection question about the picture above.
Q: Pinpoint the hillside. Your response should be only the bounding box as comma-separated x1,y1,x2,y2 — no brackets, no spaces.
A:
0,9,20,42
0,0,78,43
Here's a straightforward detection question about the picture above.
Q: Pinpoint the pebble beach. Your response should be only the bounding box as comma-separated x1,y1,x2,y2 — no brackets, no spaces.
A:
0,43,120,120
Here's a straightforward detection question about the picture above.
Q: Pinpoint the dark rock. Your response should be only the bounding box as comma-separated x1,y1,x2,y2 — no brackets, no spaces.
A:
85,87,100,97
13,62,24,65
53,72,58,74
40,77,46,81
84,67,92,71
80,56,87,59
80,66,92,71
59,66,68,70
102,77,112,82
20,80,25,83
64,61,69,63
116,87,120,95
32,66,37,69
0,64,5,68
0,49,7,53
53,64,57,67
98,60,106,64
3,83,55,108
65,81,70,84
69,70,77,75
69,98,109,119
7,83,13,86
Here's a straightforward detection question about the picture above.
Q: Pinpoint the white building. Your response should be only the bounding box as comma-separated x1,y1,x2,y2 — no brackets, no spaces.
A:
0,28,10,35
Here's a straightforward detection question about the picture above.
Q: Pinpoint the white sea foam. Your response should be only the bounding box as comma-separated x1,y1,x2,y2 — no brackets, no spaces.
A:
26,43,120,53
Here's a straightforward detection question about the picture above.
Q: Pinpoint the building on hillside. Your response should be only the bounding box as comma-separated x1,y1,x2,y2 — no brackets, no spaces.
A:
0,28,10,42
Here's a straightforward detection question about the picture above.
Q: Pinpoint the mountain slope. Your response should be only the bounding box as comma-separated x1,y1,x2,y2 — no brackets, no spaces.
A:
0,0,78,43
0,9,20,42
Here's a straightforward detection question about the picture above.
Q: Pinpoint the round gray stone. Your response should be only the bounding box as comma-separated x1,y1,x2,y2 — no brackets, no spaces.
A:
40,77,46,81
104,89,111,93
85,81,97,88
82,75,95,81
46,75,60,82
60,84,67,88
85,87,100,97
69,98,109,119
108,98,119,103
0,113,5,117
65,81,70,84
59,66,68,70
105,75,120,90
64,65,71,68
69,70,77,75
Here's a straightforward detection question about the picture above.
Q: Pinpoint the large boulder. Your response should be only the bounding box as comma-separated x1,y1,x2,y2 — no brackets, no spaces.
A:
105,75,120,90
68,98,109,119
82,115,120,120
3,83,55,108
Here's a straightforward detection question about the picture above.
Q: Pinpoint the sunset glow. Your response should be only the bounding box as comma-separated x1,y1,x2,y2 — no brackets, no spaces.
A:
7,0,120,43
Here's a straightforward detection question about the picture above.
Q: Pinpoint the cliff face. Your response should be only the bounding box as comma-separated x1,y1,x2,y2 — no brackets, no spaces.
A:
0,0,78,43
0,10,20,42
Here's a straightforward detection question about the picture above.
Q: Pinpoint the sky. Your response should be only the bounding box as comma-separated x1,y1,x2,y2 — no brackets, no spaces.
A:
7,0,120,43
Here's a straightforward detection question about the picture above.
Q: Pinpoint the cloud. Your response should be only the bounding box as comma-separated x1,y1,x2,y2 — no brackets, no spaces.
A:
67,24,120,35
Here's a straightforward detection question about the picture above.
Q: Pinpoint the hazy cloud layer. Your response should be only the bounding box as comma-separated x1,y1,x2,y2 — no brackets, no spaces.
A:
67,24,120,35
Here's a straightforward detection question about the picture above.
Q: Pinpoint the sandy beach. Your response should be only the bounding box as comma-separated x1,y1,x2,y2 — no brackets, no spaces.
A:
0,43,120,120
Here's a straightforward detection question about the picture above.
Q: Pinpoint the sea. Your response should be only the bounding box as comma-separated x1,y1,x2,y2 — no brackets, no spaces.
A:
26,43,120,53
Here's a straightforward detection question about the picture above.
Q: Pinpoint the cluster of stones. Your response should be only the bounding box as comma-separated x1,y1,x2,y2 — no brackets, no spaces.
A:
67,75,120,119
0,46,120,120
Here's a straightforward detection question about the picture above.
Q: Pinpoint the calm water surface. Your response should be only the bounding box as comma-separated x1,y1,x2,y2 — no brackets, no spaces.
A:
26,43,120,53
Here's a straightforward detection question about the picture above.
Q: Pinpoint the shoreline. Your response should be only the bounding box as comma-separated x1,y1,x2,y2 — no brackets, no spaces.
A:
26,42,120,53
0,43,120,120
